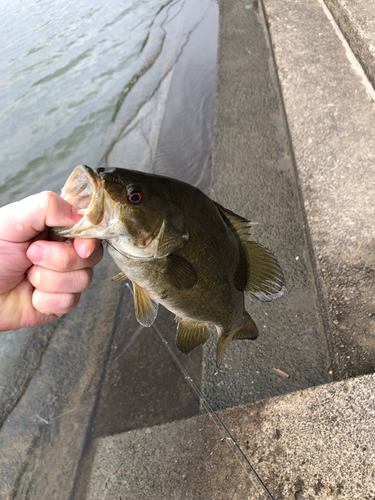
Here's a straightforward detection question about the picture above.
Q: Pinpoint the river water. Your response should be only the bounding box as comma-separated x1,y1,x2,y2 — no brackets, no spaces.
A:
0,0,218,208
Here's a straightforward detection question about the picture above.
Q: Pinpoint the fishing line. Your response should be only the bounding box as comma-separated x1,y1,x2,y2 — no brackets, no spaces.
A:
126,283,275,500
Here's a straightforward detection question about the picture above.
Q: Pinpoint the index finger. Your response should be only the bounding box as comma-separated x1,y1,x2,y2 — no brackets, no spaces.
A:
26,239,103,271
0,191,81,243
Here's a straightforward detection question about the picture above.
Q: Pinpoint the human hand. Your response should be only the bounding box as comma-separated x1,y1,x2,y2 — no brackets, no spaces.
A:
0,191,103,331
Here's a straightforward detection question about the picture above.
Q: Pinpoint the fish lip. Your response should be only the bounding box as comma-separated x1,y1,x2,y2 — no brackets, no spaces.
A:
52,164,105,238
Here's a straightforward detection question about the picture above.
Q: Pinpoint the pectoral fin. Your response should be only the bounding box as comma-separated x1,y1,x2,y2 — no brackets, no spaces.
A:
111,272,128,282
133,283,159,327
244,241,285,301
216,315,259,367
159,255,198,290
176,317,210,354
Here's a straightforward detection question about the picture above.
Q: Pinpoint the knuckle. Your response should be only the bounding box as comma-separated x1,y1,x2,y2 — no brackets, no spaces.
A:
74,269,93,291
39,191,57,212
27,266,44,289
60,251,75,271
64,292,80,312
82,268,93,288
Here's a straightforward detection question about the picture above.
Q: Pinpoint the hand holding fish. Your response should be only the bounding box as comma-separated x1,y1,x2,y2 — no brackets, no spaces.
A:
0,191,103,331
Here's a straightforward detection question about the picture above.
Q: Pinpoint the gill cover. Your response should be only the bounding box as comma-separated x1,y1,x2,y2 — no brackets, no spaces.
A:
155,204,189,258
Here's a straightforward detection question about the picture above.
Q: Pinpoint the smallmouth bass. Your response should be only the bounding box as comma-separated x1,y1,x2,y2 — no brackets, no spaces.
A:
54,165,285,366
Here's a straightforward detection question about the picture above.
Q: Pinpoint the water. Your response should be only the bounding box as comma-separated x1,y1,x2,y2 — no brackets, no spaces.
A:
0,0,217,207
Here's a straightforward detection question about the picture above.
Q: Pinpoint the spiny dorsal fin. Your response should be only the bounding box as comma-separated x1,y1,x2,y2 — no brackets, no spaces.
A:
176,318,210,354
244,241,286,301
112,272,128,282
159,255,198,290
214,201,252,240
133,282,158,327
216,314,259,367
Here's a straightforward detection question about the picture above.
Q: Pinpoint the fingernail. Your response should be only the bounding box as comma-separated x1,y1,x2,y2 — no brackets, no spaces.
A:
76,241,91,259
26,244,44,263
71,206,84,223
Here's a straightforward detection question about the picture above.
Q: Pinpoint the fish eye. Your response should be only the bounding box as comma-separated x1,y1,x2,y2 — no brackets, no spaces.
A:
127,191,144,204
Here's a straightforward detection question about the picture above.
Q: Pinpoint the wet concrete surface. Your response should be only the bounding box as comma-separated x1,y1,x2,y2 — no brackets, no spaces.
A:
0,323,55,427
151,0,218,193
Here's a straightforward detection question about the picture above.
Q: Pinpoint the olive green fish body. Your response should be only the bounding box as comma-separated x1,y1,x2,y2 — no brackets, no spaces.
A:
53,165,285,366
107,188,246,331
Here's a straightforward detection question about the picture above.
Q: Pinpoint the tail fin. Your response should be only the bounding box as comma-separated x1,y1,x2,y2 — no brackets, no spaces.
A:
216,314,258,367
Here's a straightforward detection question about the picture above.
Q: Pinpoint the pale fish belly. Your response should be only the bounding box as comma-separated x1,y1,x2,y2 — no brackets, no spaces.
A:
107,243,245,330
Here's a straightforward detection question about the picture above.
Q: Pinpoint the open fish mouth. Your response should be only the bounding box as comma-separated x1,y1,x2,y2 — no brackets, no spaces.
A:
52,165,111,238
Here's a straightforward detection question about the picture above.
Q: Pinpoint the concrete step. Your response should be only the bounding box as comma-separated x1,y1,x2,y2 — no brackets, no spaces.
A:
323,0,375,88
85,373,375,499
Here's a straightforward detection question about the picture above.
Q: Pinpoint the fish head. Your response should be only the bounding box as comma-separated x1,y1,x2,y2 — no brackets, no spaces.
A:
53,165,189,259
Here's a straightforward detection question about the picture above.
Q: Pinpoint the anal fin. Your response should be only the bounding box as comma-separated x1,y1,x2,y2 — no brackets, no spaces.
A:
133,283,158,327
216,314,259,367
176,318,210,354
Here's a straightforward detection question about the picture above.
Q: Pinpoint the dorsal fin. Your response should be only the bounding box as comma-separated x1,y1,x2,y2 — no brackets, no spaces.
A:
243,241,286,301
133,282,159,327
214,201,285,302
214,201,252,240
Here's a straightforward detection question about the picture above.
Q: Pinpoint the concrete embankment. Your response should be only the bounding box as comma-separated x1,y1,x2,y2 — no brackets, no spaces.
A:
264,0,375,381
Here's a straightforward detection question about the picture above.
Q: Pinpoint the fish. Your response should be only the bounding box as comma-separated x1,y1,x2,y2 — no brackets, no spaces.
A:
53,165,285,366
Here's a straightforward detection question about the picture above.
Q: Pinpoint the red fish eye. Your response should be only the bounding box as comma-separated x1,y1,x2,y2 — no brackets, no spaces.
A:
127,191,144,204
